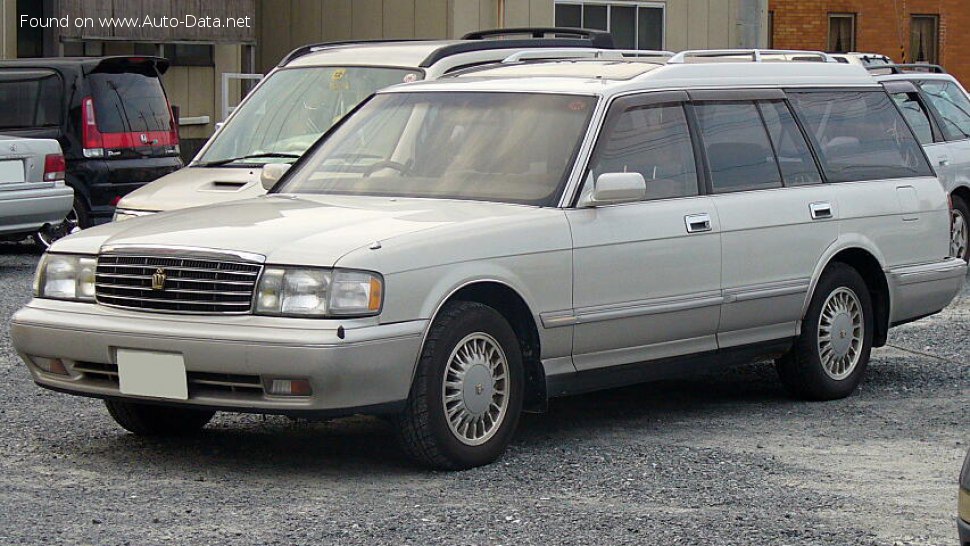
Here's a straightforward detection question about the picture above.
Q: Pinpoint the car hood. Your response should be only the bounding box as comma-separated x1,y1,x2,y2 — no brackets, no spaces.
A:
55,194,543,268
117,166,266,212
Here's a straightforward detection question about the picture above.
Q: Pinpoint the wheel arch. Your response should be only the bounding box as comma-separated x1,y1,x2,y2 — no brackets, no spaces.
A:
421,279,547,412
806,241,891,347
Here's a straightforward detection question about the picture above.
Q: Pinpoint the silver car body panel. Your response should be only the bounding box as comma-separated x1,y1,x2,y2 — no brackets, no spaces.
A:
0,136,73,236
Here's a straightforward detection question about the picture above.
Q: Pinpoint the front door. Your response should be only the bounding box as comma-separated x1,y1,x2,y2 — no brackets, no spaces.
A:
566,92,722,371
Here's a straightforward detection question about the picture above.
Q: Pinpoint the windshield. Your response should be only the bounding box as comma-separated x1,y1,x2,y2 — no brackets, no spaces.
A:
197,66,422,166
89,72,171,133
280,92,597,206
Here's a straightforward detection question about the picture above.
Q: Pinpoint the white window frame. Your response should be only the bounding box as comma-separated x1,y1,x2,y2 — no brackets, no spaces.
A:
554,1,667,50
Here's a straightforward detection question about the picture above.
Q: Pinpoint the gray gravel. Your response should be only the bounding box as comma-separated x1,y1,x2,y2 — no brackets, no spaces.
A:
0,244,967,545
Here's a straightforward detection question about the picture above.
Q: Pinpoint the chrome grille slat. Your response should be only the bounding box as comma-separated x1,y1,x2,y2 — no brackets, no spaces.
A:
96,254,261,314
96,272,255,286
95,282,252,296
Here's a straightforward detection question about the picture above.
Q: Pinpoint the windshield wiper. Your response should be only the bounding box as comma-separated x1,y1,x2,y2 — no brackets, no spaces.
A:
196,152,300,168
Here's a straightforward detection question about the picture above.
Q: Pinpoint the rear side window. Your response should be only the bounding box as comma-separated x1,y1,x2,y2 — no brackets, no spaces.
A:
758,100,823,185
588,103,698,200
0,71,62,129
891,92,935,145
919,80,970,141
694,101,782,193
88,72,171,133
788,91,932,182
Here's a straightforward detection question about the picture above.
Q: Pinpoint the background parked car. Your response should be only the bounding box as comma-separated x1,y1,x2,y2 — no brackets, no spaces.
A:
873,64,970,261
0,56,182,229
112,28,618,220
0,135,73,247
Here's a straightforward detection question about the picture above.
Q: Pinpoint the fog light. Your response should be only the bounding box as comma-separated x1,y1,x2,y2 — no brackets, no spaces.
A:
267,379,312,396
31,356,68,375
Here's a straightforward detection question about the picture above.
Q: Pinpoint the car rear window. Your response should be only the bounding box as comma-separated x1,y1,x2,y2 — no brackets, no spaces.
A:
88,72,171,133
0,70,62,129
788,90,933,182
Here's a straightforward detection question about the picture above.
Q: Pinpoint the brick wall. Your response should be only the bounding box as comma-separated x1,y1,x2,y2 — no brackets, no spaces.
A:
769,0,970,86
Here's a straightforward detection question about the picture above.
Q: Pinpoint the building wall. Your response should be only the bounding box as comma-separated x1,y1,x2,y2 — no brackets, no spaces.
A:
257,0,766,72
0,0,14,58
769,0,970,84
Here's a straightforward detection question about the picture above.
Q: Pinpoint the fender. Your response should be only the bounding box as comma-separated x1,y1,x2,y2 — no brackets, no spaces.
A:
802,233,891,327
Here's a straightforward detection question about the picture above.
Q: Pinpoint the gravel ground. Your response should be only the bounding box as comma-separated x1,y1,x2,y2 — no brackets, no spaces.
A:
0,243,967,546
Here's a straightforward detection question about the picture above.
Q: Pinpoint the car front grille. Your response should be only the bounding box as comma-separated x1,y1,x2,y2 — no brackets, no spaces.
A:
95,254,261,314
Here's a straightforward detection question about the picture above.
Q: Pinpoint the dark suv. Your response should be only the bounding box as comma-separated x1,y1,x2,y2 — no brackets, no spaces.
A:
0,56,182,229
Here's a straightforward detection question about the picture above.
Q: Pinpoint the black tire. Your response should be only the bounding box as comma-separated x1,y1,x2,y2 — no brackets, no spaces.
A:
395,301,524,470
951,195,970,262
33,196,86,249
104,400,215,436
776,263,874,401
72,196,92,229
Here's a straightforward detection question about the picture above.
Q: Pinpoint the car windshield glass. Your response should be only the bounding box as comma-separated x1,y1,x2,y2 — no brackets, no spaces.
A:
280,91,597,206
197,66,422,166
88,72,171,133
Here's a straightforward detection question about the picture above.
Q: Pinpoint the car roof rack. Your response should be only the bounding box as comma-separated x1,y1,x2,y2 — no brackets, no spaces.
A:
667,49,835,64
278,39,420,67
462,27,614,49
500,48,672,64
866,63,946,75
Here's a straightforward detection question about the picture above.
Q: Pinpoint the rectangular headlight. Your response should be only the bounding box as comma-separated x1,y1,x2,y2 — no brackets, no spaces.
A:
255,267,382,317
35,254,97,301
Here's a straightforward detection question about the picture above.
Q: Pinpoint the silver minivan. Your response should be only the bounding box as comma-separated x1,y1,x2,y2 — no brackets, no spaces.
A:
13,52,965,469
113,29,618,220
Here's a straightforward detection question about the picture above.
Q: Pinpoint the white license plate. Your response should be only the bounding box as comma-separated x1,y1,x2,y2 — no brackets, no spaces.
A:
0,160,24,183
117,349,188,400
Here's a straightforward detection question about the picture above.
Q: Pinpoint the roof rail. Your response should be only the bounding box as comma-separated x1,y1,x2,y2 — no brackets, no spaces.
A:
667,49,835,64
461,27,614,49
500,48,671,64
867,63,946,75
278,39,419,67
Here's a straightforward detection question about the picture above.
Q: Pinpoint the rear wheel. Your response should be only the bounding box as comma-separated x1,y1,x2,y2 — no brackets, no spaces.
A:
33,203,81,249
776,263,874,400
951,195,970,262
105,400,214,436
395,301,523,470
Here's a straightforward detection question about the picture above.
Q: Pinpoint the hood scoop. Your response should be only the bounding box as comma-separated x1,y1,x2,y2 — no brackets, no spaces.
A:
203,180,249,192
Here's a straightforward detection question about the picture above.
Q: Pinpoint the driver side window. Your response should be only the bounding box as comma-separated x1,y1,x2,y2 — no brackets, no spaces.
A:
587,102,698,201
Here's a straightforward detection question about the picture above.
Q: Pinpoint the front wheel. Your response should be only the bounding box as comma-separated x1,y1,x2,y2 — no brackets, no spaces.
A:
776,263,874,401
105,400,215,436
395,301,524,470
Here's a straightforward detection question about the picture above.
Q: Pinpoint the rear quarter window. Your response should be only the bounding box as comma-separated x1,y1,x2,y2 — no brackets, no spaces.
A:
89,72,171,133
788,90,933,182
0,70,62,130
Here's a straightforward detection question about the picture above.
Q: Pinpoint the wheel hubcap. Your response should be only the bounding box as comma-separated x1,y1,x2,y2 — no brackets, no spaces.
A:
442,333,509,446
951,209,968,261
37,207,81,248
817,287,864,380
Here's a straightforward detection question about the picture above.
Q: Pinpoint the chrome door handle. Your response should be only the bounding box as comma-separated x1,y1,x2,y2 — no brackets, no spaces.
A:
810,202,833,220
685,213,712,233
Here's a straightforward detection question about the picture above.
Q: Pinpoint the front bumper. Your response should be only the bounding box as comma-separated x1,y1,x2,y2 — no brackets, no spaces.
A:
11,299,427,416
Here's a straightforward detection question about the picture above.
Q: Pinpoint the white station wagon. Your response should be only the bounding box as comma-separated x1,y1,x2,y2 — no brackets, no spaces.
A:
12,52,966,469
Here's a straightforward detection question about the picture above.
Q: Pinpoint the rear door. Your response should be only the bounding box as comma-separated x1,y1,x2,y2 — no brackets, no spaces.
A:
566,91,722,371
915,77,970,197
884,80,951,187
691,91,835,348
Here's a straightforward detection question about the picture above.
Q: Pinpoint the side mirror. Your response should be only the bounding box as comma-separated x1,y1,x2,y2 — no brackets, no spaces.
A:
586,172,646,206
260,163,291,191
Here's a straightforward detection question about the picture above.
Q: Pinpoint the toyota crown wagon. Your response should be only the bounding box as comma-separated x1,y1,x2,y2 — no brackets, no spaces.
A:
12,53,965,470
